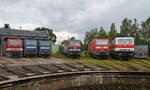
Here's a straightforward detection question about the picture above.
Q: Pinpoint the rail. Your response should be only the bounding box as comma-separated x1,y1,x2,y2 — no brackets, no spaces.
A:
1,71,150,89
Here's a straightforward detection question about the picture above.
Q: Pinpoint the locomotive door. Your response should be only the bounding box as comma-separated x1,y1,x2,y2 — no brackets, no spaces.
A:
1,37,6,56
0,37,1,55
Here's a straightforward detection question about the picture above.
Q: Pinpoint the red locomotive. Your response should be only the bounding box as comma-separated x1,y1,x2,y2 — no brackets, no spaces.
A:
111,37,134,60
5,37,23,57
88,38,110,59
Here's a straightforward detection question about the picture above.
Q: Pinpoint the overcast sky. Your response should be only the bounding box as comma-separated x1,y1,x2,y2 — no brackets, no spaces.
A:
0,0,150,44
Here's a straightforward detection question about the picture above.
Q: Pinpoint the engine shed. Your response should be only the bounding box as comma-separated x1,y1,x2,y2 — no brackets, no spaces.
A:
0,26,49,56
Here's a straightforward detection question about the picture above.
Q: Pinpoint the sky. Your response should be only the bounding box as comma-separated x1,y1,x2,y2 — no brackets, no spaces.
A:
0,0,150,44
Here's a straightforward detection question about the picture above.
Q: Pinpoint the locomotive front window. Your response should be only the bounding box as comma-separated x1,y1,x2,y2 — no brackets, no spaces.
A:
118,39,133,45
40,41,50,46
69,41,81,45
9,40,22,45
25,40,37,45
96,40,108,45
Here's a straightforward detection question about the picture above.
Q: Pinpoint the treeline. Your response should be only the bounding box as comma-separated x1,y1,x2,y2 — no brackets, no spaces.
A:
83,17,150,53
35,27,57,43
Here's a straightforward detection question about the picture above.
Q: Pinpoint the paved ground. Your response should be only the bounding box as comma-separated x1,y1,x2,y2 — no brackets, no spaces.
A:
0,56,65,66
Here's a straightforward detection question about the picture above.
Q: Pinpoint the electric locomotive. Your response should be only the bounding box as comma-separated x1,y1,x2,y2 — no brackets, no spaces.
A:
61,40,82,58
135,45,148,59
38,40,51,57
23,39,38,57
88,38,110,59
5,36,23,57
111,37,134,60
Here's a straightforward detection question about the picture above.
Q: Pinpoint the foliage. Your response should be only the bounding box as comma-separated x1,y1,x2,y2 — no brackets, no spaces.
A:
108,23,117,41
98,26,108,38
35,27,57,43
120,18,133,37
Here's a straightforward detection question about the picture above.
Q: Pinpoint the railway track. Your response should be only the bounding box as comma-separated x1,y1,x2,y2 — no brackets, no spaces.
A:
1,62,150,89
1,71,150,89
0,62,102,82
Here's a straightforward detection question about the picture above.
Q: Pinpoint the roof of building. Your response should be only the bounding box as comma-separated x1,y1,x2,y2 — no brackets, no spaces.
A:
0,28,49,38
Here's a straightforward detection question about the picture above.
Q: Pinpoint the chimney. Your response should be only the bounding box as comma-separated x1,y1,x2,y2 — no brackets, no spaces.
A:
4,24,9,29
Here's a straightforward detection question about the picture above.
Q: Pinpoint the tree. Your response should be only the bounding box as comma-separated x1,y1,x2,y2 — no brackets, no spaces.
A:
35,27,57,43
97,26,108,38
131,19,141,44
140,17,150,54
108,23,117,41
140,17,150,42
120,18,132,37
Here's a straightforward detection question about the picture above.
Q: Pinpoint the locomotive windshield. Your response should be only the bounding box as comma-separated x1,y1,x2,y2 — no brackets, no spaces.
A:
9,40,22,45
68,40,81,45
40,41,50,46
25,40,37,45
118,39,133,45
96,40,108,45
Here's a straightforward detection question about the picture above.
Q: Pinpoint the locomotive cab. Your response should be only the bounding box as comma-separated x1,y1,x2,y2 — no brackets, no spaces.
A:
111,37,134,60
23,39,38,57
38,40,51,57
88,39,110,59
5,37,23,57
66,40,82,58
95,39,110,58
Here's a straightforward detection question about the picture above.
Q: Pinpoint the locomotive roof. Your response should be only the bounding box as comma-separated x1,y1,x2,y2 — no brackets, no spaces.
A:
94,38,109,40
61,40,81,44
68,40,81,41
115,37,134,39
0,28,48,38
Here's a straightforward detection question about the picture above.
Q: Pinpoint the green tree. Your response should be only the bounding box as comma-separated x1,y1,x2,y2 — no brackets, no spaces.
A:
108,23,117,41
140,17,150,42
120,18,132,37
140,17,150,54
35,27,57,43
131,19,141,44
97,26,108,38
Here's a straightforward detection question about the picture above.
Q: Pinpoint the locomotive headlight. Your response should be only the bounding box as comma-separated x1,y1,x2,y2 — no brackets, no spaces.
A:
69,49,81,51
69,49,73,51
6,48,13,51
96,46,101,49
77,49,81,51
103,46,108,49
19,48,23,51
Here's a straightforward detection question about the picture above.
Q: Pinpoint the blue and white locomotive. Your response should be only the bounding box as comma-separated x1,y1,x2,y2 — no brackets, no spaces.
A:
23,39,38,57
38,40,51,57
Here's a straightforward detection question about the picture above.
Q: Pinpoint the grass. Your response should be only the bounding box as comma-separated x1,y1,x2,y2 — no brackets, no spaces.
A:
52,53,150,72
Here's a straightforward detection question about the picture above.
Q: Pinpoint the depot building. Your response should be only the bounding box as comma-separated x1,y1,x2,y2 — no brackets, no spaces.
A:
0,24,49,56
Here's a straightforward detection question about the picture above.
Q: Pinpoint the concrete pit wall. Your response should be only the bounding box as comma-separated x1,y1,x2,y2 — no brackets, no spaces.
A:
1,73,150,90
